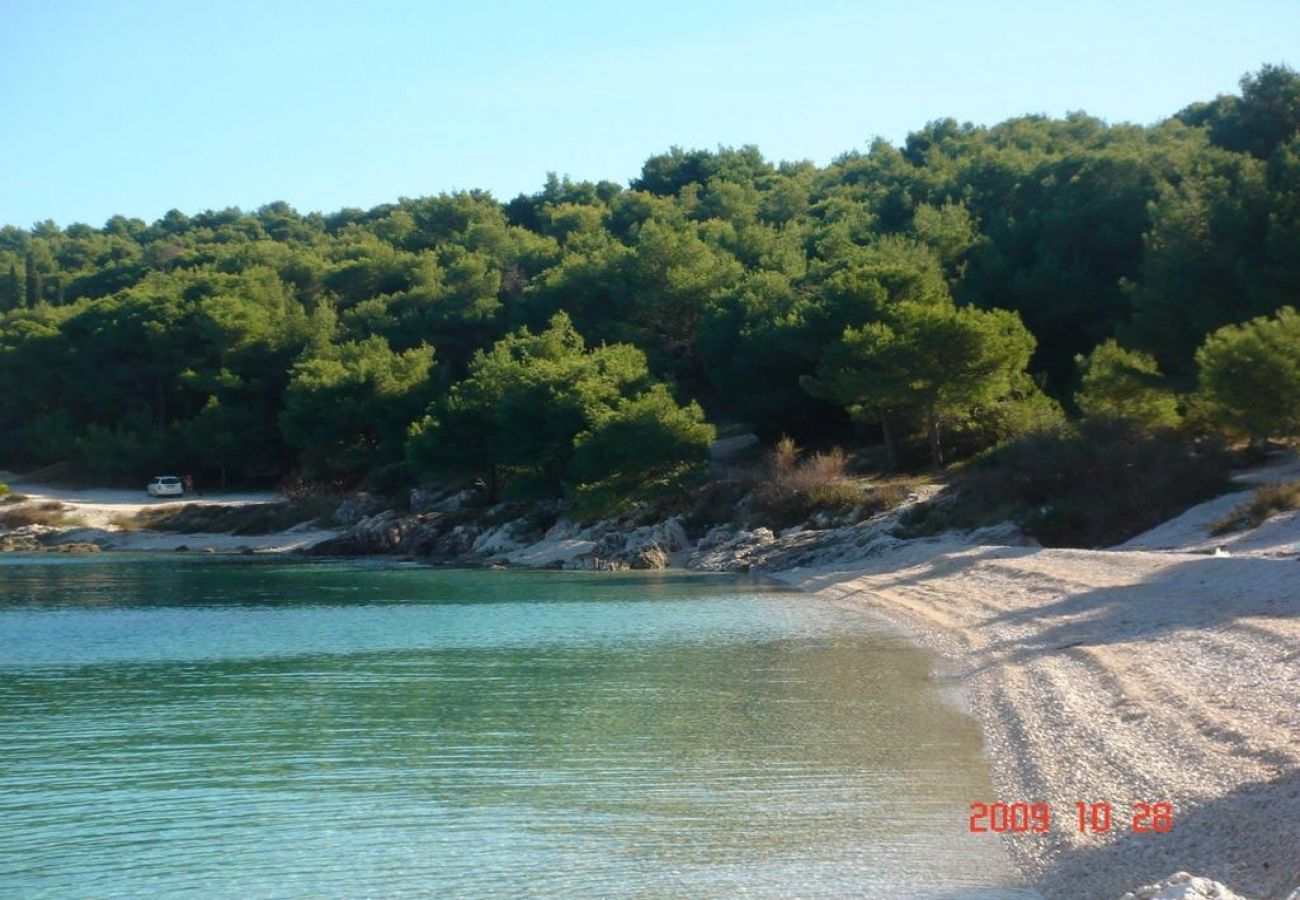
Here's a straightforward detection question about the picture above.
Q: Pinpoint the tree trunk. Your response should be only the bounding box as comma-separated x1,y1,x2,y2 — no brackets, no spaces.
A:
880,413,900,470
926,407,944,468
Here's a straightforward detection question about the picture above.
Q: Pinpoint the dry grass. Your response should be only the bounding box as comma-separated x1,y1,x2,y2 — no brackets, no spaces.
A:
752,437,863,526
1211,480,1300,535
108,513,143,531
0,503,83,529
866,479,914,511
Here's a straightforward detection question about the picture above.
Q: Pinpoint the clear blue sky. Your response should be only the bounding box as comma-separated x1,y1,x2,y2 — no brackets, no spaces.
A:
2,0,1296,229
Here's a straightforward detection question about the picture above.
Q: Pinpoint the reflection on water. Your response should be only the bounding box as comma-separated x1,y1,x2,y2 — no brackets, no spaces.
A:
0,557,1034,898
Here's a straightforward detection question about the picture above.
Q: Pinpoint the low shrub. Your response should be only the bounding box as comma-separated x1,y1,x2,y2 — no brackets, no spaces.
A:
133,498,340,535
0,505,82,529
1210,480,1300,535
751,437,863,527
898,420,1230,547
108,513,142,531
684,477,754,529
864,480,913,514
2,493,27,504
361,461,414,495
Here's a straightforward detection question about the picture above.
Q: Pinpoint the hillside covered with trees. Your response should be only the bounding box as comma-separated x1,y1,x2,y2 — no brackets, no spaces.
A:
2,64,1299,520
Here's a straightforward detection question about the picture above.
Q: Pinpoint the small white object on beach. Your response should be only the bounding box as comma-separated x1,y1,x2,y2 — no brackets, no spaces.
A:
1212,546,1230,557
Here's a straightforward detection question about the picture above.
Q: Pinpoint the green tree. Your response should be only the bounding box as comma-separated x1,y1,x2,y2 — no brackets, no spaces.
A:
1195,306,1300,444
696,270,829,436
408,313,703,504
1184,63,1300,160
804,302,1036,467
1125,147,1272,377
23,252,40,307
4,73,1300,490
568,384,715,514
281,337,436,479
408,313,650,499
1075,340,1181,430
0,263,19,311
910,201,979,276
183,396,269,490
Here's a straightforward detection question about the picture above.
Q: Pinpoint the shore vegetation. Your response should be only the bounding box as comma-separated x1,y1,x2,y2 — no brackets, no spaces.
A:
1211,480,1300,535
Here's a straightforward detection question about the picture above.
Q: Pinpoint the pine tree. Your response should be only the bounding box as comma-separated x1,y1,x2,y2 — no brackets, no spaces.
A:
0,263,19,311
23,252,40,307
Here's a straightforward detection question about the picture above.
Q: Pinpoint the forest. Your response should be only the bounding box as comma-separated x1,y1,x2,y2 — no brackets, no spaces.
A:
2,64,1299,522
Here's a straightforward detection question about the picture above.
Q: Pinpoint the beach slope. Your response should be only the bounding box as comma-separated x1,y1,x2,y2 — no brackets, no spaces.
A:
775,502,1300,898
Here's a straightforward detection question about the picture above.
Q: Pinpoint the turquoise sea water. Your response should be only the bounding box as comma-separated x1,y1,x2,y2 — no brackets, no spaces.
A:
0,556,1033,898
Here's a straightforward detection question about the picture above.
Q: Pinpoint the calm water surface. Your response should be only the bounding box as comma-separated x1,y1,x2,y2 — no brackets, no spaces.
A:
0,555,1033,898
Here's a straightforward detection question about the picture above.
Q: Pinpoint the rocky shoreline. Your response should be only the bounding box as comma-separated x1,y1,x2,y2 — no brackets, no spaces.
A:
301,482,956,572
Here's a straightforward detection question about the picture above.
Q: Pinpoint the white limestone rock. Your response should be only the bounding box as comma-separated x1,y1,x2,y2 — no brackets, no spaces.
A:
1119,872,1251,900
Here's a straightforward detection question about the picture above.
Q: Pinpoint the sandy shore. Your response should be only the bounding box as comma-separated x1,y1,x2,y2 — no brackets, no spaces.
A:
5,482,283,529
2,482,337,552
773,491,1300,898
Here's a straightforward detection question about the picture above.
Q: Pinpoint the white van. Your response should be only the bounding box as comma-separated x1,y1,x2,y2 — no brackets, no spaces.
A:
146,476,185,498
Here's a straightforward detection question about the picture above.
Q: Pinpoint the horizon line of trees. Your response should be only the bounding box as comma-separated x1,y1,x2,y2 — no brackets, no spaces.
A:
2,63,1299,506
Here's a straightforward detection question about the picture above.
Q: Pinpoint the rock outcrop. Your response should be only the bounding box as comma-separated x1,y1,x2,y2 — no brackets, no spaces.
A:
296,483,1023,575
1119,872,1251,900
308,511,449,556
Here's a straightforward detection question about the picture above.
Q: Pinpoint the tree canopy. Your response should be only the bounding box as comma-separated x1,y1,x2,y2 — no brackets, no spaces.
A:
406,313,708,503
3,63,1300,494
1195,306,1300,444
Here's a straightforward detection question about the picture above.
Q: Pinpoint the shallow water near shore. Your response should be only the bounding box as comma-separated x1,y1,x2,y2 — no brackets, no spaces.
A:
0,555,1035,898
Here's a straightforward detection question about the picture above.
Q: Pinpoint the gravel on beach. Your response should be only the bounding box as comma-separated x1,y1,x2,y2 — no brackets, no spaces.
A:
778,527,1300,899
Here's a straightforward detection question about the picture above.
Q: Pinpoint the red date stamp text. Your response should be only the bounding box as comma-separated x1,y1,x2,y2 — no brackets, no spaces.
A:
968,801,1173,834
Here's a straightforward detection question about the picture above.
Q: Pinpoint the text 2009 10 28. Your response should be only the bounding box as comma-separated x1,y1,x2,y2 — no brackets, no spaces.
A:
968,801,1173,834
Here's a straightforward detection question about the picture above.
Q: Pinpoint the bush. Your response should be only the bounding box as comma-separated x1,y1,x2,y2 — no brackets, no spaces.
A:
74,414,181,480
568,385,715,518
132,498,339,535
0,504,82,529
1075,340,1181,431
899,420,1230,547
867,480,912,512
1211,481,1300,535
943,370,1066,460
1195,306,1300,444
684,477,754,529
751,437,863,526
361,461,415,496
0,482,7,497
2,493,27,504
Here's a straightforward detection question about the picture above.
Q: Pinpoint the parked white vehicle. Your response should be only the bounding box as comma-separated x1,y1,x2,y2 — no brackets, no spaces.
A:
146,476,185,498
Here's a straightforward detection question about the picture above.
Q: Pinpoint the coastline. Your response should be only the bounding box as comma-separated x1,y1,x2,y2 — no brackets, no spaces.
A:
770,539,1300,899
4,472,1299,898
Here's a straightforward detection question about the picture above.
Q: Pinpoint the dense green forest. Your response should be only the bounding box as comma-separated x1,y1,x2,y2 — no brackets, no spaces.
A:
2,65,1299,509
